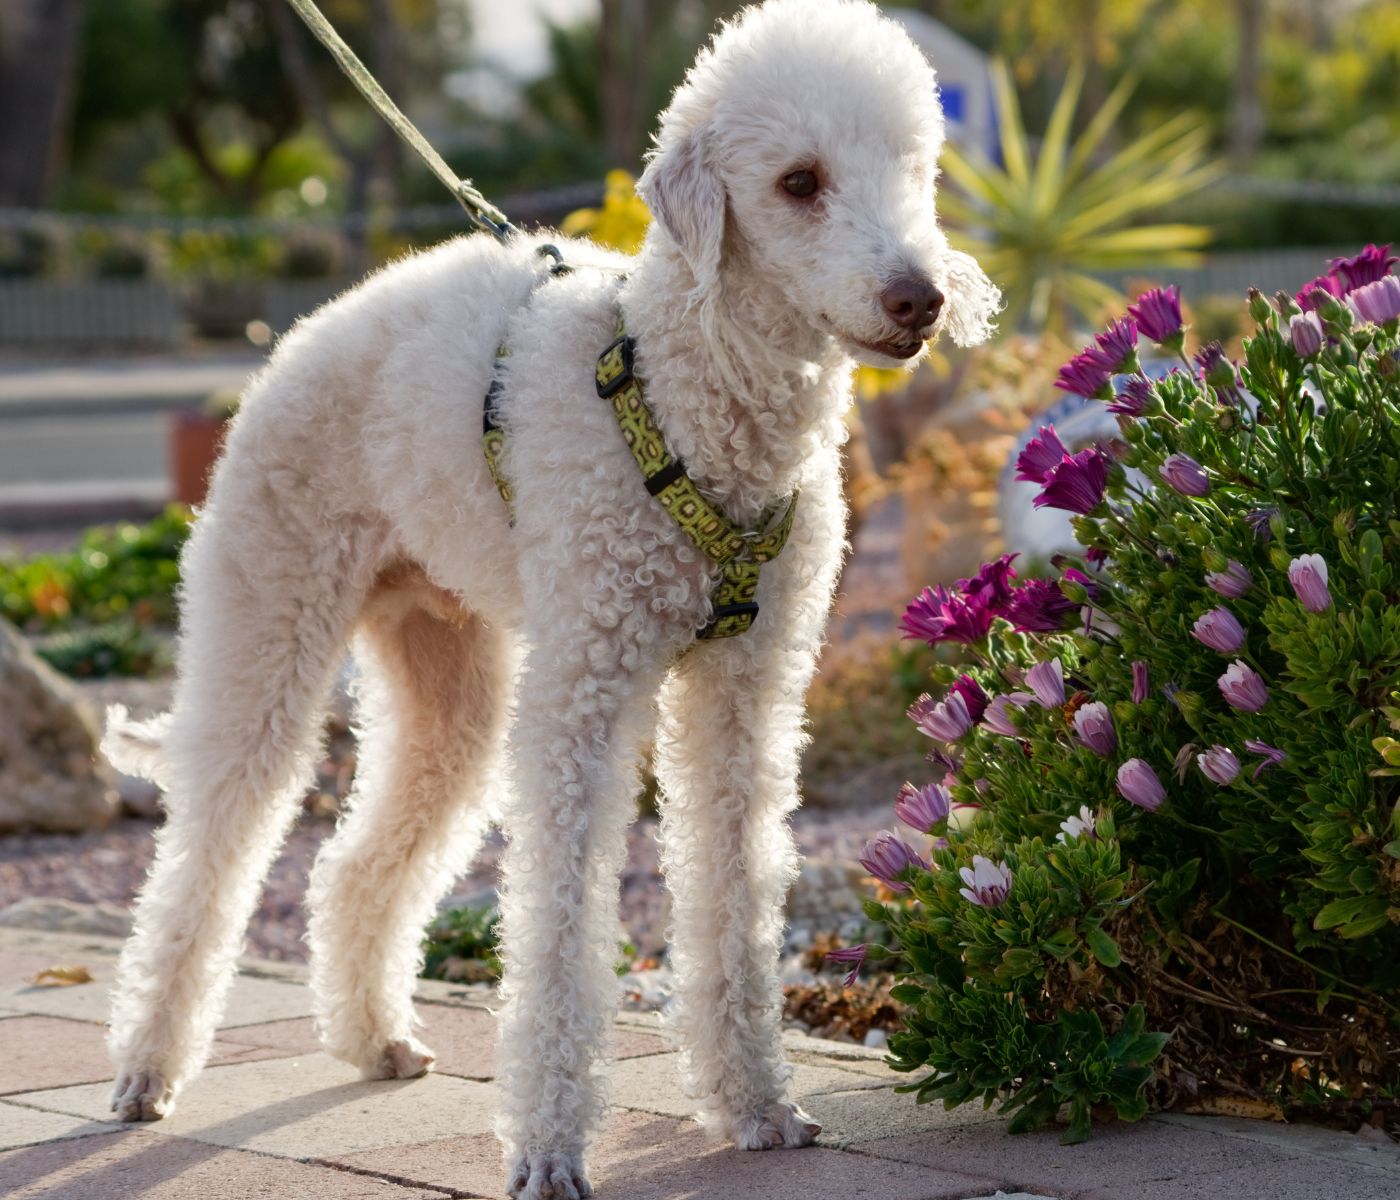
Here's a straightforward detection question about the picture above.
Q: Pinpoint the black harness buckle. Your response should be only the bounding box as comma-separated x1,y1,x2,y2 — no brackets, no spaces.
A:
595,335,636,398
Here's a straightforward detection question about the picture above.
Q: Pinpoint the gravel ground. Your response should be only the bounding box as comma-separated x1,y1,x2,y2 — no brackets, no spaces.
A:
0,803,890,963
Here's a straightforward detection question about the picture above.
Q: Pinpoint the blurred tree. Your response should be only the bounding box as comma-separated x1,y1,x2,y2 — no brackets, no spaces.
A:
0,0,83,206
938,60,1220,335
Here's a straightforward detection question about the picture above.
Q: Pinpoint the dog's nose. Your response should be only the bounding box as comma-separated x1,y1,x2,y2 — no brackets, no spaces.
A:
880,275,944,332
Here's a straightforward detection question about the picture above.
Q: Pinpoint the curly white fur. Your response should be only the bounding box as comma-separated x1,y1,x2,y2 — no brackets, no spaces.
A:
101,2,997,1196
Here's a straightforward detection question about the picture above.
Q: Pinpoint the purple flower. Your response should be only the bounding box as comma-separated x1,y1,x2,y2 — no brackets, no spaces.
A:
1026,658,1065,708
1054,349,1114,401
949,674,990,724
1348,276,1400,326
1127,286,1184,346
1160,453,1210,497
1206,559,1252,598
1289,311,1324,357
1016,425,1069,484
958,854,1013,907
1330,243,1397,292
859,832,929,893
1057,805,1097,843
1117,758,1166,811
1246,507,1279,541
1288,554,1331,612
1197,745,1241,786
1093,317,1139,373
1034,447,1110,515
1132,660,1149,705
1192,606,1246,653
1004,578,1077,632
1244,739,1287,780
1085,545,1109,567
909,692,973,742
1108,376,1154,417
1296,273,1345,312
957,554,1020,611
981,694,1022,737
895,781,951,833
1218,660,1269,712
1073,701,1117,757
824,943,867,989
900,585,995,646
1061,567,1101,602
1194,342,1243,405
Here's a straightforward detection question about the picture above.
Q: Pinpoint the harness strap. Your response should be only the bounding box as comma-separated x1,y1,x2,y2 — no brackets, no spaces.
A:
480,310,798,640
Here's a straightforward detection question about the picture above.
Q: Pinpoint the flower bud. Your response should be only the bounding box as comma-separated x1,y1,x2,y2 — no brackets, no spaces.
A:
1274,290,1301,318
1269,546,1292,572
1248,287,1273,325
1202,547,1229,573
1289,311,1324,358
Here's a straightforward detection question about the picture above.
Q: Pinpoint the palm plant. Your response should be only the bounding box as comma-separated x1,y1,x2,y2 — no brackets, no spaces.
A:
939,60,1222,336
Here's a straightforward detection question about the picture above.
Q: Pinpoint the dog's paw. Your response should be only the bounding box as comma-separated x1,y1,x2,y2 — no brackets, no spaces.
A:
734,1101,821,1150
110,1068,174,1122
363,1037,435,1081
507,1150,593,1200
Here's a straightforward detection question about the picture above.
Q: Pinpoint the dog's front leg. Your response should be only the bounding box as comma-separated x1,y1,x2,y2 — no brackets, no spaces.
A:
654,634,824,1150
494,625,667,1200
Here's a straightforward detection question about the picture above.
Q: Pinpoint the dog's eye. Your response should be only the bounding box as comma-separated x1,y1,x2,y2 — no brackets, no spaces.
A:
780,169,819,199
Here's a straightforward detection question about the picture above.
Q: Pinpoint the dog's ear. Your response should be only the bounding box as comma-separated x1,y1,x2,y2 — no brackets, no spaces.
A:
638,126,725,290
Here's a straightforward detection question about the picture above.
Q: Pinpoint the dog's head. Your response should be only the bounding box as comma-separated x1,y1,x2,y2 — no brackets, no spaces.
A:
638,0,1000,366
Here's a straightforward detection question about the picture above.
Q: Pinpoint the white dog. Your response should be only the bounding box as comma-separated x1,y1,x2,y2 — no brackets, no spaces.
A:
102,1,998,1195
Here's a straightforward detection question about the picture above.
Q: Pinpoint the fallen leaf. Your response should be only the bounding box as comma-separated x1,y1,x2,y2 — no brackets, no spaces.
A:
1182,1095,1286,1122
32,965,93,988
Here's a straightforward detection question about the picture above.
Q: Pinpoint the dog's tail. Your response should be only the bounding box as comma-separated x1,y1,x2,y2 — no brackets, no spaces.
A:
102,704,173,787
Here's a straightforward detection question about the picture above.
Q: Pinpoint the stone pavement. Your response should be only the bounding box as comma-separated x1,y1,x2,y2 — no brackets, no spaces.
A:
0,926,1395,1199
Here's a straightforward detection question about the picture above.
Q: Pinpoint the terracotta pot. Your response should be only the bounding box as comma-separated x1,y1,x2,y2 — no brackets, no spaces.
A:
169,410,228,506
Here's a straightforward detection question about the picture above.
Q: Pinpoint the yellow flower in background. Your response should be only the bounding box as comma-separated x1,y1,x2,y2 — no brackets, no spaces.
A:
562,170,652,254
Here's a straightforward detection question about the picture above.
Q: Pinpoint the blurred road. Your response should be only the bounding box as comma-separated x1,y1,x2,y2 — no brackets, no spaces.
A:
0,353,262,520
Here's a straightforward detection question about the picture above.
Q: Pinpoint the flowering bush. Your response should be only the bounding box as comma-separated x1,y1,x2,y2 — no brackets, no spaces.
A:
846,247,1400,1142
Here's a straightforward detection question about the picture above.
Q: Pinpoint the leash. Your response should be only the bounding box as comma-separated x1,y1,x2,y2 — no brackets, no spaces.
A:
284,0,516,242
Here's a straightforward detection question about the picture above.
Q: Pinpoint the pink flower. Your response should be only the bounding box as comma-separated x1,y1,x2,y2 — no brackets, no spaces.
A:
1218,661,1269,712
1108,376,1154,416
1117,758,1166,811
1192,606,1246,653
1289,311,1324,357
981,694,1022,737
1205,560,1252,599
1131,660,1149,705
1244,739,1287,780
1296,273,1345,312
909,692,973,741
1026,659,1066,708
1015,425,1069,484
958,855,1013,906
1348,276,1400,326
894,782,951,833
860,832,928,893
1054,349,1114,400
825,943,867,989
1127,286,1184,346
900,585,995,646
1093,317,1139,373
1287,554,1331,612
1329,243,1397,292
1073,701,1117,757
1034,447,1110,515
949,674,990,724
1160,453,1210,497
1003,578,1077,632
1197,745,1241,786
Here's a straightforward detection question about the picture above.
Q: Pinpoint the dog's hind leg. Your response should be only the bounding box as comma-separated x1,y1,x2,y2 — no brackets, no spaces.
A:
106,502,382,1122
307,568,514,1079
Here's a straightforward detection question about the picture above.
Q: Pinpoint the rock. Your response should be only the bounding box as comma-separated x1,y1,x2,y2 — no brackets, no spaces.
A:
786,861,867,922
0,897,134,938
863,1028,888,1049
0,619,119,833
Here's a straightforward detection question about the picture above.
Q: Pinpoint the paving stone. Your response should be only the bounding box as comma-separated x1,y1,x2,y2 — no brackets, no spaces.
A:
801,1080,1002,1148
606,1052,886,1120
0,1015,300,1096
232,1005,671,1081
0,948,85,988
17,1052,499,1158
1075,1155,1400,1200
0,1127,453,1198
0,1102,119,1151
329,1108,1002,1200
0,967,312,1027
855,1117,1307,1198
1150,1111,1400,1172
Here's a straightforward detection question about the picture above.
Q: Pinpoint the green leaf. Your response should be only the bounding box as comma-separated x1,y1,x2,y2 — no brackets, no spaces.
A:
1085,926,1122,968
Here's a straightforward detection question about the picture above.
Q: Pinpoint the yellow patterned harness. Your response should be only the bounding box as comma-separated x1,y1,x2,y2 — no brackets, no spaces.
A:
482,315,799,640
